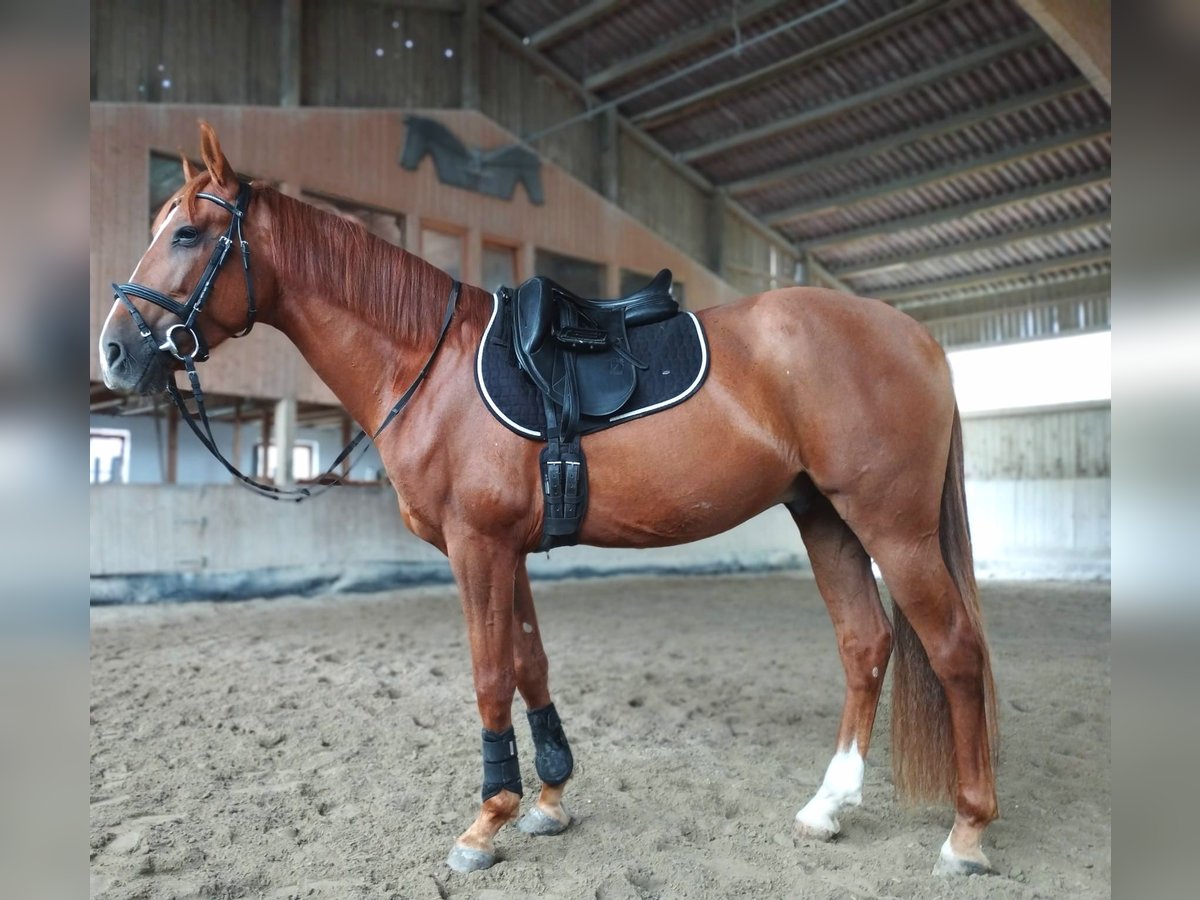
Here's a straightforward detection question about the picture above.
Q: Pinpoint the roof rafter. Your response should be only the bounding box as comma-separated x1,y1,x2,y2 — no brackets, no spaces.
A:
526,0,627,51
873,248,1111,301
832,212,1110,278
677,28,1046,164
722,76,1090,194
763,121,1109,225
635,0,948,132
584,0,789,93
797,168,1110,251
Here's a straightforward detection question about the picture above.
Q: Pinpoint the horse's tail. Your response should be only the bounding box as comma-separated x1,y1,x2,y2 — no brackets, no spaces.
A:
890,405,998,803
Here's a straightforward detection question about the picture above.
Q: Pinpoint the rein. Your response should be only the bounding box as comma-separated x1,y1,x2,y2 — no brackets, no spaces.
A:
111,181,461,502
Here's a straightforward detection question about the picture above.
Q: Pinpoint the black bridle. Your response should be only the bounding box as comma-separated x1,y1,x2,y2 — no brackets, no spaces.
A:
111,181,460,502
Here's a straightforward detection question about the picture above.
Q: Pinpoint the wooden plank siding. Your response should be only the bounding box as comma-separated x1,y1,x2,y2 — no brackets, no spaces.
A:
302,1,463,108
90,1,791,305
962,405,1110,480
90,0,282,104
91,104,742,402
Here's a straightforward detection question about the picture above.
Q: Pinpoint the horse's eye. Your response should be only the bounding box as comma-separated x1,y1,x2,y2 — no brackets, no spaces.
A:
173,226,200,246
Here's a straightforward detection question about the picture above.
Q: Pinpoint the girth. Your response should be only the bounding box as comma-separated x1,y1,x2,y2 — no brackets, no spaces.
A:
498,270,691,550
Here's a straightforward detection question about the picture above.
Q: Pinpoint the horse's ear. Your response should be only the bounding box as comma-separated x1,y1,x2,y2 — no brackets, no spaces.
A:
198,120,235,190
180,151,198,182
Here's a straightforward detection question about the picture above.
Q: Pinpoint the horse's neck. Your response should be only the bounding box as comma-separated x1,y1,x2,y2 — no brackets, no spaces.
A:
259,192,465,434
272,294,417,436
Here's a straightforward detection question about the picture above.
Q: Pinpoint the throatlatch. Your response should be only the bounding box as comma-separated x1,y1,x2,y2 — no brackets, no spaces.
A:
480,726,523,801
527,703,574,786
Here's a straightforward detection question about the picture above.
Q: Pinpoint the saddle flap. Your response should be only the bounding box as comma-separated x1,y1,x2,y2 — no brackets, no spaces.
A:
515,279,555,355
573,351,636,416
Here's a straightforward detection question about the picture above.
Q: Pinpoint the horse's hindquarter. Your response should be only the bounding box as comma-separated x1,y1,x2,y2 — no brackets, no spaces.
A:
577,288,954,548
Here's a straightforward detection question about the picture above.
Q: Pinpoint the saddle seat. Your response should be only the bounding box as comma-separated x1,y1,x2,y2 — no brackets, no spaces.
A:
513,269,678,419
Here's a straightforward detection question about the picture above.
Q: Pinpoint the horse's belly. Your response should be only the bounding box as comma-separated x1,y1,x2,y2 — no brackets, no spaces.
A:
575,379,800,548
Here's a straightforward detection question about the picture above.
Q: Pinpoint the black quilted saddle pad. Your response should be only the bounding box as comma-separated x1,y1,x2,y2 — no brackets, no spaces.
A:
474,292,710,441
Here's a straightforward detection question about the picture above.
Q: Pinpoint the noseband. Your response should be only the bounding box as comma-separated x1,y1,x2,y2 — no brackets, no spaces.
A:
113,181,256,363
111,180,460,502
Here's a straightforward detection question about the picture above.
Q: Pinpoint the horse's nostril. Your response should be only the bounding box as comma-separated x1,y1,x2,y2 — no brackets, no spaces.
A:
105,341,124,367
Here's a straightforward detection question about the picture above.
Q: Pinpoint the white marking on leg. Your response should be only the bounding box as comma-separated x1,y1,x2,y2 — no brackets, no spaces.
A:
99,207,179,385
795,742,864,836
871,666,879,678
522,622,534,634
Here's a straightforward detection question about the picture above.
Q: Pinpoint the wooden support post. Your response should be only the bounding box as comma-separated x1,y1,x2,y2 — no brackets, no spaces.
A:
273,397,297,487
165,405,178,485
260,406,273,479
707,189,727,279
518,242,535,282
598,107,619,203
461,0,481,109
465,226,483,287
280,0,302,107
604,262,620,298
230,400,243,474
340,413,352,478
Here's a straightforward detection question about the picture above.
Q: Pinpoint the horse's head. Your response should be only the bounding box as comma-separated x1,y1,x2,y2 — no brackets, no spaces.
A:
99,122,268,394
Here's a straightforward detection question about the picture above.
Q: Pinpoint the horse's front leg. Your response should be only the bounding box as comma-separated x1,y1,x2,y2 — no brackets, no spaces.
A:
445,538,524,874
511,557,574,836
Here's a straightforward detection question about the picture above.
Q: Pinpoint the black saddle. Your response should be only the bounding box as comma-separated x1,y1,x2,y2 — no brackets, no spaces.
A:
513,269,678,429
479,269,709,552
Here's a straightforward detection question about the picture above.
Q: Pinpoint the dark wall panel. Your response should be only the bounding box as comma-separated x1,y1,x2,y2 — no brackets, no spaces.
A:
302,1,462,108
91,0,282,103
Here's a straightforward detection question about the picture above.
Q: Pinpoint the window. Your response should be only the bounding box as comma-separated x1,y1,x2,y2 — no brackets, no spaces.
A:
947,331,1111,414
90,428,130,484
421,226,464,280
482,242,517,292
535,249,603,298
303,191,406,247
255,441,320,481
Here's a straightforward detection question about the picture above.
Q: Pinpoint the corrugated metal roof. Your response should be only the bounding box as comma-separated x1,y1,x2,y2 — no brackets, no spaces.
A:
489,0,1111,314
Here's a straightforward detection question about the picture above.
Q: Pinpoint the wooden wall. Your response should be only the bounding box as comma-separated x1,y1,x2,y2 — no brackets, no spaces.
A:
91,104,743,402
89,0,793,298
962,404,1111,480
91,0,283,104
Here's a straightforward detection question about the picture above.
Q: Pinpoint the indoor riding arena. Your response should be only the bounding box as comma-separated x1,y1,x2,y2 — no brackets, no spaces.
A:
90,2,1111,898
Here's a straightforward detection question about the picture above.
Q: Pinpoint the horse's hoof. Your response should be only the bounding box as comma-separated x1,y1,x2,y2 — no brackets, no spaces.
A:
446,843,495,873
792,819,838,844
932,839,996,877
517,804,570,836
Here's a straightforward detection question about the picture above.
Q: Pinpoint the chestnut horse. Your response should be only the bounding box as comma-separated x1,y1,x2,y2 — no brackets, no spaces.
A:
99,124,999,877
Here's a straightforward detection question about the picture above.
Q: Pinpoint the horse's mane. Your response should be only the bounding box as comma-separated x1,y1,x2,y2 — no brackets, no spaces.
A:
176,175,484,344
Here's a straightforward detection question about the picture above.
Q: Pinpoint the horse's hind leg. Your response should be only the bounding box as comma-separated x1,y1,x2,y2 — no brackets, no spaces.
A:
511,557,574,836
788,493,893,842
871,533,999,875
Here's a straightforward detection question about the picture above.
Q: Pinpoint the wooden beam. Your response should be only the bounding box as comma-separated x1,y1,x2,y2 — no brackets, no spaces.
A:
764,122,1109,225
723,76,1089,195
461,0,481,110
872,248,1111,301
799,168,1110,250
805,252,852,293
280,0,301,107
678,29,1045,163
165,406,178,484
707,189,728,278
480,12,796,258
894,270,1110,311
272,397,297,488
527,0,626,50
636,0,946,131
832,212,1110,278
1017,0,1110,104
597,107,619,202
584,0,787,92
